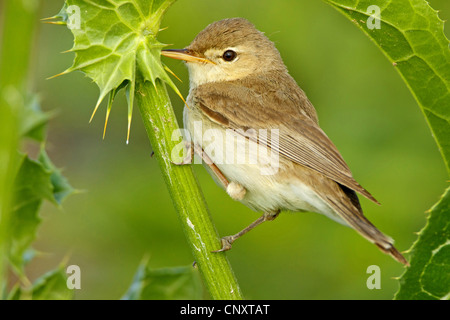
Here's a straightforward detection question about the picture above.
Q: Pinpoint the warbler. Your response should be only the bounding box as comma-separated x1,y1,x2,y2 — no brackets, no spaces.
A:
162,18,408,265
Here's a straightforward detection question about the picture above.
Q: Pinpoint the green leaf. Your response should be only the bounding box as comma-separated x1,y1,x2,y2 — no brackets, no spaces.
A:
6,266,74,300
395,187,450,300
13,154,54,205
323,0,450,174
9,154,50,275
10,149,74,276
52,0,182,143
123,260,203,300
38,149,75,205
6,284,23,300
18,94,52,142
31,267,74,300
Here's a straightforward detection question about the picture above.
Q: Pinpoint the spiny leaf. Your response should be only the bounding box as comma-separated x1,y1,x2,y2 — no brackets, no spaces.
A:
18,94,53,142
7,265,74,300
103,80,129,139
10,149,75,277
31,266,74,300
41,2,69,26
52,0,183,143
38,149,75,206
395,187,450,300
123,259,203,300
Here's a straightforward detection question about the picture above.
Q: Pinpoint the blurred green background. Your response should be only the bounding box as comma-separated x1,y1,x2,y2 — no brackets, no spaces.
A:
19,0,449,299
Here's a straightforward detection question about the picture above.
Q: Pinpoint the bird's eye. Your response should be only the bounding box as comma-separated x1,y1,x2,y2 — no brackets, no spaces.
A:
222,50,237,62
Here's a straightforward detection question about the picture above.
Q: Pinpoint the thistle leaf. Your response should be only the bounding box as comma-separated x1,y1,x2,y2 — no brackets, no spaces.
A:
123,259,203,300
53,0,182,141
10,148,75,278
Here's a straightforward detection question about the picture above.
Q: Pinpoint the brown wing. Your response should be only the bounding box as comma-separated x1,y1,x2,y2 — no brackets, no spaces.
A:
193,71,379,204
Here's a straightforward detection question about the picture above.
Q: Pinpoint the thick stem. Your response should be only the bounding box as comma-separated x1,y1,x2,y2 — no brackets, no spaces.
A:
135,79,243,300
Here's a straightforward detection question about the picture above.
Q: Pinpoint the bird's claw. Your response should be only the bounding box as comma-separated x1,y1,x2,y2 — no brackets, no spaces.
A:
211,236,234,253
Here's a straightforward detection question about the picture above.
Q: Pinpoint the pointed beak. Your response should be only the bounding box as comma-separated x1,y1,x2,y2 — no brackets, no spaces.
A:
161,49,215,64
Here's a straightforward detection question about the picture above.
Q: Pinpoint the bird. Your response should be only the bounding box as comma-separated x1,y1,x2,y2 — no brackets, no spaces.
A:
161,17,408,265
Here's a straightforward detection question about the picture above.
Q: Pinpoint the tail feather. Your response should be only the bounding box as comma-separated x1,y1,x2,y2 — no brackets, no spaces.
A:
325,185,409,266
375,243,410,266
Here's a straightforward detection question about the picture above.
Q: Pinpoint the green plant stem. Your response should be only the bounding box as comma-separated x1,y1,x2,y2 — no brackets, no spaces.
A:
135,78,243,300
0,0,39,293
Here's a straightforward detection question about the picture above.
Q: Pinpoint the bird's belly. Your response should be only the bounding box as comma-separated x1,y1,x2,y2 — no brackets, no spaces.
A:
183,106,340,221
217,159,335,216
217,152,346,226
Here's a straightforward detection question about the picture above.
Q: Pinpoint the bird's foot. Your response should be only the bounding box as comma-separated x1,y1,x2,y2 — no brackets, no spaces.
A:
211,236,235,253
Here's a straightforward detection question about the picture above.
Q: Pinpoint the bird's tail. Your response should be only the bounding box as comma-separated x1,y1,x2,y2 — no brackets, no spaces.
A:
325,186,409,266
375,243,409,266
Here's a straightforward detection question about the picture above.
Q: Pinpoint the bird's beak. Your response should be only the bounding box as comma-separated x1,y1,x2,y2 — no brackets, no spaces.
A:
161,49,215,64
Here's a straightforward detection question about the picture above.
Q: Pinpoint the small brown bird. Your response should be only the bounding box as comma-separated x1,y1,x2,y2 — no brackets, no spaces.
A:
162,18,408,265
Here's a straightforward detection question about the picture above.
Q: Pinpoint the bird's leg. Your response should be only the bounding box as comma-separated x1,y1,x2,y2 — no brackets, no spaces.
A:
193,143,231,190
171,140,194,165
171,141,232,191
193,144,247,200
212,210,280,252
